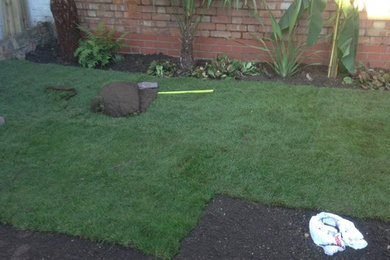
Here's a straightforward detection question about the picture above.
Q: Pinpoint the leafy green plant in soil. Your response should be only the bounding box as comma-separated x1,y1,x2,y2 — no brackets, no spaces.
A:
75,21,127,68
191,54,261,79
1,60,390,258
147,60,179,77
354,65,390,90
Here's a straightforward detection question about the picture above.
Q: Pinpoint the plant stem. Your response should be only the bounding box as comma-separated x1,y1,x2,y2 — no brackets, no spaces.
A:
328,0,343,78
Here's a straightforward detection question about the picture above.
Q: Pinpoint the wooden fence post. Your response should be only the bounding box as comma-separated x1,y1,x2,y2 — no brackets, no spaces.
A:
0,0,29,38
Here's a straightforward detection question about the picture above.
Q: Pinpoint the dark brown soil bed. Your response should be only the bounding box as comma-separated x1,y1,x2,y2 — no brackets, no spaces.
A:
175,196,390,260
25,40,177,73
25,41,363,89
243,64,360,89
2,196,389,259
0,223,155,259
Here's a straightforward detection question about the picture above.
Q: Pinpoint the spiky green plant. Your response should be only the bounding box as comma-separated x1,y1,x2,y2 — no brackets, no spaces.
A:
241,0,317,77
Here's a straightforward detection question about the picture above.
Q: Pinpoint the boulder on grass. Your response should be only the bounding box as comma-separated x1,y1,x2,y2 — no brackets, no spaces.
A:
92,81,159,117
0,116,4,125
101,82,139,117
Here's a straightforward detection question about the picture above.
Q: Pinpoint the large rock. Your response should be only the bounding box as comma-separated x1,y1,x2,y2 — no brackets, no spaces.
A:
93,81,159,117
0,116,4,125
101,82,140,117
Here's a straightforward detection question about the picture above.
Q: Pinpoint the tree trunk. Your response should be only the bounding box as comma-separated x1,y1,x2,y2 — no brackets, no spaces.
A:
180,23,194,73
50,0,80,63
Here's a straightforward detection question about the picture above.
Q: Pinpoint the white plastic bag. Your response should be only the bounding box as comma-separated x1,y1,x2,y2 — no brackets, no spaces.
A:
309,212,368,256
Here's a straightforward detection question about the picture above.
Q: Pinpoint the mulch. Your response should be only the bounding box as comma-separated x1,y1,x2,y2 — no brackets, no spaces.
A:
25,40,361,90
2,42,388,259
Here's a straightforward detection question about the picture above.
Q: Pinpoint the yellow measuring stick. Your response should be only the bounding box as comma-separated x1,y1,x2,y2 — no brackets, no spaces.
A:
158,89,214,95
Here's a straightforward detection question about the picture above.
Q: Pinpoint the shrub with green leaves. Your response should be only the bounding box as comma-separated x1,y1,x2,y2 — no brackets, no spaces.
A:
191,54,261,80
147,60,179,77
342,76,353,85
74,21,127,68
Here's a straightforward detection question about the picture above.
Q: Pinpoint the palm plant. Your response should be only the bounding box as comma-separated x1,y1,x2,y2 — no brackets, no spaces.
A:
170,0,205,72
165,0,244,73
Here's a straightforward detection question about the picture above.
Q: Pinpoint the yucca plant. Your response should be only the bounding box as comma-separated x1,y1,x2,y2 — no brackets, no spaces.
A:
268,5,304,77
243,0,313,77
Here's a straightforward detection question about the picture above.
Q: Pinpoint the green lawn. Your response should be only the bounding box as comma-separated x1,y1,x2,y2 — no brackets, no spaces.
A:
0,60,389,258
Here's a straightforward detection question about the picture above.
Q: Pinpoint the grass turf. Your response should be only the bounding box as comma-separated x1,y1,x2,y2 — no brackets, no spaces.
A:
0,60,389,258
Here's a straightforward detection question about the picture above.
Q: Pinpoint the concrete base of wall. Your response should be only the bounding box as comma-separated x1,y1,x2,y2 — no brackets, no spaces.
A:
0,22,55,60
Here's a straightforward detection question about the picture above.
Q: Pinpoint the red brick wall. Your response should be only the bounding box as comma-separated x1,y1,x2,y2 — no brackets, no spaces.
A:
75,0,390,69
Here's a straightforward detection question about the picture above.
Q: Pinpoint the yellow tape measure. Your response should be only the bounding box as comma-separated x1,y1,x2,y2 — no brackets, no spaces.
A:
158,89,214,95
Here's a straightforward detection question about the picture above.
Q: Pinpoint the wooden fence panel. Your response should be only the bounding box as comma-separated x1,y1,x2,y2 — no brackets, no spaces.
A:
0,0,29,38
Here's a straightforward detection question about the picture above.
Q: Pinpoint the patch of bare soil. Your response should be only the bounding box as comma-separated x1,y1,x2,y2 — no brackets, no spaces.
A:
25,40,176,73
175,196,390,260
107,53,178,73
242,64,361,89
25,40,63,64
26,41,360,89
0,224,155,259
